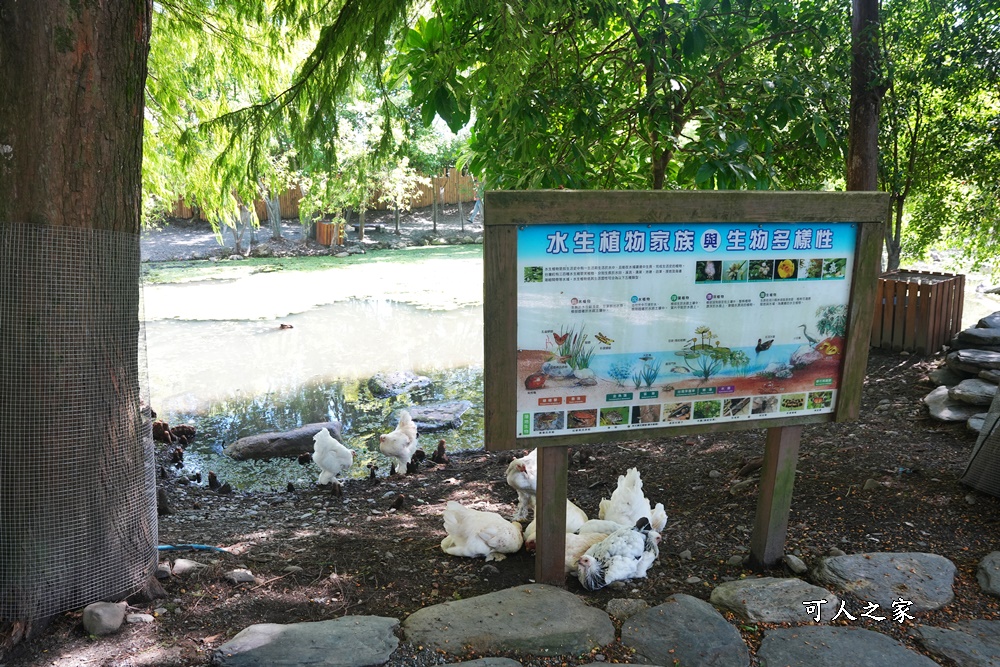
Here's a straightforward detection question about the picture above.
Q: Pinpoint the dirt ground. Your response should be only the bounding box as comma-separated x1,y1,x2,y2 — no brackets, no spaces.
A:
4,345,1000,666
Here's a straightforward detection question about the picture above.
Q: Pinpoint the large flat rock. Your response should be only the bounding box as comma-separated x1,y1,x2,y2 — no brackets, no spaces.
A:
925,386,983,422
710,577,841,623
224,421,343,461
811,552,955,612
915,620,1000,666
958,327,1000,347
401,584,614,655
950,378,999,406
757,626,939,666
621,593,749,666
211,616,398,666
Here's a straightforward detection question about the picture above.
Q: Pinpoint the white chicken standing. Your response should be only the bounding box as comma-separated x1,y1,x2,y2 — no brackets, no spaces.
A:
440,501,524,561
312,428,354,485
577,518,661,590
505,448,537,521
598,467,668,532
379,410,419,475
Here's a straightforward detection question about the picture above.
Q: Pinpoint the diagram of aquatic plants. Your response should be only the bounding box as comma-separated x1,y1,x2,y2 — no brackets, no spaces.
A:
518,309,848,437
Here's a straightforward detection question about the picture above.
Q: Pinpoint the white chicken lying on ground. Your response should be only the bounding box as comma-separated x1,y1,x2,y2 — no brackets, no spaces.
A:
577,517,661,590
379,410,419,475
598,467,668,532
564,532,611,575
312,427,354,485
523,499,590,550
505,448,537,521
440,501,524,561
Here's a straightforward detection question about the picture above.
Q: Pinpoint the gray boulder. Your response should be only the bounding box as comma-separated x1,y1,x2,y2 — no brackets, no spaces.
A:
915,620,1000,666
949,378,999,406
929,365,975,387
710,577,840,623
979,312,1000,329
402,584,614,655
212,616,399,667
951,349,1000,373
958,327,1000,347
82,601,127,636
404,401,473,432
811,552,956,612
757,626,939,667
621,593,749,667
224,421,342,461
367,371,432,398
925,386,983,422
978,552,1000,597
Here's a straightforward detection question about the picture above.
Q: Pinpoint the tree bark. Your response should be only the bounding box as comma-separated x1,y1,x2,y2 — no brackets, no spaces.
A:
847,0,882,193
847,0,884,276
0,0,156,632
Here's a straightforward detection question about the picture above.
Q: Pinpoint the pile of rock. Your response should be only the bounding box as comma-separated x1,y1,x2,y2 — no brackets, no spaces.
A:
923,311,1000,433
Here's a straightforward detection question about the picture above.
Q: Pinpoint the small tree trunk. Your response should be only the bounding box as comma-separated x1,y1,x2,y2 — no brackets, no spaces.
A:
884,196,904,272
394,207,400,233
431,176,439,232
358,207,366,241
265,194,282,239
458,192,465,232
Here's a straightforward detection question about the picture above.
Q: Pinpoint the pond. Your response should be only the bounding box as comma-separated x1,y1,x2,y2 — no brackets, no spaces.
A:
144,250,486,490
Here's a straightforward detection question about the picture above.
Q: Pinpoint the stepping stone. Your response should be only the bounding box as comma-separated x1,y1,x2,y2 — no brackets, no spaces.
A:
950,349,1000,373
757,626,939,666
915,620,1000,666
978,552,1000,597
812,552,956,612
224,421,343,461
980,312,1000,329
212,616,398,667
404,401,473,432
402,584,614,655
367,371,432,397
621,593,749,667
710,577,841,623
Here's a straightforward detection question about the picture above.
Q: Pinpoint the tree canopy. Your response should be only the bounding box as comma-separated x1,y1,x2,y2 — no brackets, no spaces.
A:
146,0,1000,274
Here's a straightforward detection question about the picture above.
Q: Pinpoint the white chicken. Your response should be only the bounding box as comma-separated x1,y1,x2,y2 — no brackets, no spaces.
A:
440,501,524,561
379,410,419,475
312,427,354,485
577,518,661,590
598,467,668,532
564,531,611,575
523,499,590,550
505,448,537,521
576,519,630,535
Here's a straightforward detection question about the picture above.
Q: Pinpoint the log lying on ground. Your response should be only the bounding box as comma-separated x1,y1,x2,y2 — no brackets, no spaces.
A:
224,421,343,461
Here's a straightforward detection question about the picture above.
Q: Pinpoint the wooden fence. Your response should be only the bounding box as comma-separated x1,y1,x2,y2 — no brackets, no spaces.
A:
871,269,965,354
170,170,477,222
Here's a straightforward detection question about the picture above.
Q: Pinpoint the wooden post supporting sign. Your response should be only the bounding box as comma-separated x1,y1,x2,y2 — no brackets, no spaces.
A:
748,426,803,569
535,446,569,584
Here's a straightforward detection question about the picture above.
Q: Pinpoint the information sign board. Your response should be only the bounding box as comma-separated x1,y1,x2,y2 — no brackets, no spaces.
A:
484,191,889,450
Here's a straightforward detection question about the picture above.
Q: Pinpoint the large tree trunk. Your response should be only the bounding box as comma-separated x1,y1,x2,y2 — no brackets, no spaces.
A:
0,0,156,640
847,0,885,273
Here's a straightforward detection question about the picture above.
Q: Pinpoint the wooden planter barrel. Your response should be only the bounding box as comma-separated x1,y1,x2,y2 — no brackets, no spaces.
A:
871,269,965,354
316,222,345,246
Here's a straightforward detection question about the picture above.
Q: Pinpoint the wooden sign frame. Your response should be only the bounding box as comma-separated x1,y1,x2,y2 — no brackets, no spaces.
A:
484,190,888,452
483,191,889,582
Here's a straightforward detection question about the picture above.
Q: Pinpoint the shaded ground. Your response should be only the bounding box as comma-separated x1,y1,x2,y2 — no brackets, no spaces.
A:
4,347,1000,666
